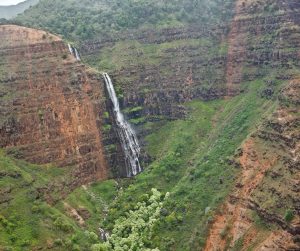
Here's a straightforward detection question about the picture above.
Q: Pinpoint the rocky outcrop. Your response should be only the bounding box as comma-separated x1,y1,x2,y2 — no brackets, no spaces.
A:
0,25,108,186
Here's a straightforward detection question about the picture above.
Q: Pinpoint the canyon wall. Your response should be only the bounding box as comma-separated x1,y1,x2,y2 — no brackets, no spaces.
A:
204,0,300,249
0,25,108,187
81,0,300,248
81,24,229,119
80,0,300,120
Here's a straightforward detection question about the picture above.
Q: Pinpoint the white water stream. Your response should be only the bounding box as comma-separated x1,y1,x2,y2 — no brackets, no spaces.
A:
103,73,142,177
67,43,81,61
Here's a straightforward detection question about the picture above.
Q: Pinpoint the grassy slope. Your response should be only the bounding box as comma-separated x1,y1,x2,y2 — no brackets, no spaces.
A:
99,78,280,250
0,150,117,250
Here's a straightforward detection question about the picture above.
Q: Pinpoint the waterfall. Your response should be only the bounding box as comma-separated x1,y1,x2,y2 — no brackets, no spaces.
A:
103,73,142,177
74,48,81,61
67,43,81,61
68,43,73,54
99,227,110,241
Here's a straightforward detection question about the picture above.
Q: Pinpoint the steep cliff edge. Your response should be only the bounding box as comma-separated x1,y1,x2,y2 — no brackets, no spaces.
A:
0,25,108,188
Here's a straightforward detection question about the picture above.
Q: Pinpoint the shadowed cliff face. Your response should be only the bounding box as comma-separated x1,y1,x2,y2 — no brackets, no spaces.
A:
226,0,300,93
0,25,108,186
81,0,300,119
82,25,229,119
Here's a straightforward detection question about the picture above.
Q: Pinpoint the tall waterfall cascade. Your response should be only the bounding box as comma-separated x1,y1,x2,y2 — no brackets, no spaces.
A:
103,73,142,177
68,43,81,61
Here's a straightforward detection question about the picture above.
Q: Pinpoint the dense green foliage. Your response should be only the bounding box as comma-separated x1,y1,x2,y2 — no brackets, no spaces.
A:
15,0,234,40
92,189,168,251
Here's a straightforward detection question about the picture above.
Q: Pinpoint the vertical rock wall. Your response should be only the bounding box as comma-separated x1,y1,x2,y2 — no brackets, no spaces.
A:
0,25,108,186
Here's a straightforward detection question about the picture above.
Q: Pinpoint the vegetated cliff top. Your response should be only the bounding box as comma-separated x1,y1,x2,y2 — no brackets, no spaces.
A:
14,0,235,40
0,0,40,19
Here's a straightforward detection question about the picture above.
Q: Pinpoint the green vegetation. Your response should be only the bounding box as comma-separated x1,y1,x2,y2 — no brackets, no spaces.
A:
0,150,118,250
252,211,271,230
123,106,143,114
92,189,168,251
231,236,244,251
1,78,274,250
95,79,279,250
129,117,147,125
14,0,234,40
284,209,295,223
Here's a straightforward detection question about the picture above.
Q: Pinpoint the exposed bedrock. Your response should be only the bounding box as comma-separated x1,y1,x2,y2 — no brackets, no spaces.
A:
80,0,300,121
204,77,300,250
0,25,109,188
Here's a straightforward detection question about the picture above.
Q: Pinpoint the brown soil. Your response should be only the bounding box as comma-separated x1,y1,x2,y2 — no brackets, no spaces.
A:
204,139,283,251
63,202,86,226
225,0,247,97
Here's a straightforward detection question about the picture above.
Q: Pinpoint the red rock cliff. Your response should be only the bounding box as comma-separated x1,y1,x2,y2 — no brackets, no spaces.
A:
0,25,108,185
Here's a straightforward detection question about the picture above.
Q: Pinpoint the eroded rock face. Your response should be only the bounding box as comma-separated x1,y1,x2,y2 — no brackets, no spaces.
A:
0,25,108,186
204,78,300,251
81,24,229,120
203,1,300,249
80,0,300,120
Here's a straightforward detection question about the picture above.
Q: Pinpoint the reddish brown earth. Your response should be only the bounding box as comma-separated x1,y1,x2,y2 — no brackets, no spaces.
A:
204,78,300,251
225,0,247,97
0,25,108,187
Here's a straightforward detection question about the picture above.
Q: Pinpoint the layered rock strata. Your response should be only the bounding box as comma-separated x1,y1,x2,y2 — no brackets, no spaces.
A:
0,25,108,186
80,0,300,121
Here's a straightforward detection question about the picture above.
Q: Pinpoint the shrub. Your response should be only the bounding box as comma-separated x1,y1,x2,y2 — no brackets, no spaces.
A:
165,212,177,227
31,205,41,213
72,244,81,251
54,239,63,246
91,243,110,251
9,234,17,243
54,217,74,232
85,231,99,243
284,209,294,223
0,215,9,227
